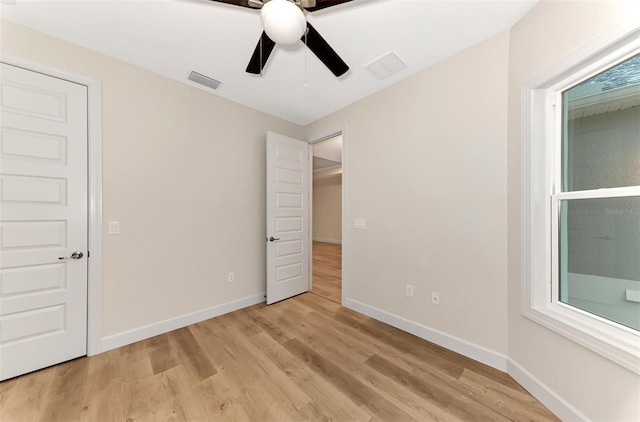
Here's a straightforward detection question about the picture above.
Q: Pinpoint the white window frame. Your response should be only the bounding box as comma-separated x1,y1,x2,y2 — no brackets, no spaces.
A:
522,23,640,374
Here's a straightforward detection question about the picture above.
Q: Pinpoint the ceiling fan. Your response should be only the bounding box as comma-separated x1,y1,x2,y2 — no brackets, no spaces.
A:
209,0,352,77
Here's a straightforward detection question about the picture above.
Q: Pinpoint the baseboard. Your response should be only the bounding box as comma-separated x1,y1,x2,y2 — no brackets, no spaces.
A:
507,359,587,421
101,292,265,352
344,298,508,371
312,237,342,244
343,298,583,420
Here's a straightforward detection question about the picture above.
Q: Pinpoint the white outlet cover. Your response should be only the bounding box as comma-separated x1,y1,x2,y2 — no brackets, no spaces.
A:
405,284,414,297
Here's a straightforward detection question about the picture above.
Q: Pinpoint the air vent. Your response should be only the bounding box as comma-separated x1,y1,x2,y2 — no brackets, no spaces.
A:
363,51,407,80
188,71,222,90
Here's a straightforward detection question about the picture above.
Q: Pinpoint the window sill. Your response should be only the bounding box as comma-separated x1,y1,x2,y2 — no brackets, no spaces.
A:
522,302,640,374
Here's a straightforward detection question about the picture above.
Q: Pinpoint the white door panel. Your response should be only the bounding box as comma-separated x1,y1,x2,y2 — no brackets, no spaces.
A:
266,132,309,305
0,63,88,381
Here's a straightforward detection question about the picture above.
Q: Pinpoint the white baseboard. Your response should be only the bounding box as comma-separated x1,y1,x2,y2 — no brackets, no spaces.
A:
507,359,587,421
344,298,508,371
313,237,342,244
101,292,265,352
343,298,584,420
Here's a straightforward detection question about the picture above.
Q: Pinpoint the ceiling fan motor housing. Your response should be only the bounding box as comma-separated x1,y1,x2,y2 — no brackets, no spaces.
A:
261,0,307,46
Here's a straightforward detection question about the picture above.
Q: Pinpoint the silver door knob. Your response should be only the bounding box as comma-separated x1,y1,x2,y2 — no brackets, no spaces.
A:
59,251,84,260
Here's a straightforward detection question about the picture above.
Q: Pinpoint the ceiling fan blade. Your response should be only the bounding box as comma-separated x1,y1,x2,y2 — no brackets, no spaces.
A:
207,0,255,9
248,0,264,7
304,23,348,77
246,31,277,74
300,0,316,8
304,0,352,12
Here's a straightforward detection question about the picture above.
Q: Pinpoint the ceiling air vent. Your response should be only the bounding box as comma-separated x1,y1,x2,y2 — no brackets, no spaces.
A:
188,71,222,90
363,51,407,80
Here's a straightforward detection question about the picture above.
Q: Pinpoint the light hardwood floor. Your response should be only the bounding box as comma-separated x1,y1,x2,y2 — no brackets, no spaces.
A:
310,241,342,304
0,292,558,421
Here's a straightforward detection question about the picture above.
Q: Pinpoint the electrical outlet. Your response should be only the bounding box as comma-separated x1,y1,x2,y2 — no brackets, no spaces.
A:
431,292,440,305
228,272,235,283
405,284,414,298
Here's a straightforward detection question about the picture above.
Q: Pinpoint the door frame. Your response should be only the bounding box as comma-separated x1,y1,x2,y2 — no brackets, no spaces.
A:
308,127,347,305
1,54,104,356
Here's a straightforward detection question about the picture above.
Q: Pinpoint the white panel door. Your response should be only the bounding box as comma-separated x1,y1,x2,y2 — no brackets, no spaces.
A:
0,63,88,381
266,132,309,305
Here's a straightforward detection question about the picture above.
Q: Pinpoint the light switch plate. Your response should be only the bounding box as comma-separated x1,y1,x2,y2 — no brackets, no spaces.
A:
354,218,367,229
108,221,120,235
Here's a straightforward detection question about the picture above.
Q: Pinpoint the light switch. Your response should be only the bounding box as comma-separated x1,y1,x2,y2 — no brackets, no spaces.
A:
354,218,367,229
108,221,120,235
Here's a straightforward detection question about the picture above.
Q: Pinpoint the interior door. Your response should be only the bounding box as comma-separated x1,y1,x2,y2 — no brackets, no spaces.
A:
0,63,88,380
266,132,310,305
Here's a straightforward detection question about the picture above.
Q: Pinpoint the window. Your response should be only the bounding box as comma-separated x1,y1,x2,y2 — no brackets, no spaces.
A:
523,25,640,373
556,55,640,332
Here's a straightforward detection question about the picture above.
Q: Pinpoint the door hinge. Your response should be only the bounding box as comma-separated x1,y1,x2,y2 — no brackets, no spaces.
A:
87,250,90,258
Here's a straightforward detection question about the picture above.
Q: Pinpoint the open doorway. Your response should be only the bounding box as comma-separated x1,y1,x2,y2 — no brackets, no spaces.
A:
310,134,342,304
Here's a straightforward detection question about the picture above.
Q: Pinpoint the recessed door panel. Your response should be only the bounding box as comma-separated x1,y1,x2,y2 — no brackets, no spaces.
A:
1,221,67,249
276,262,303,284
276,240,303,258
1,175,66,205
276,168,303,185
1,127,67,164
1,263,66,296
0,305,66,343
275,143,303,162
276,193,303,209
1,81,66,122
275,217,302,234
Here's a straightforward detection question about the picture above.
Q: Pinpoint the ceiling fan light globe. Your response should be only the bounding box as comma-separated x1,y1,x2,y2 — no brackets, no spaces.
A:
261,0,306,46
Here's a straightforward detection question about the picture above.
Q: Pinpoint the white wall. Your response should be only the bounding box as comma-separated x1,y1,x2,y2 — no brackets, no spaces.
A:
306,32,510,356
0,19,303,340
313,170,342,243
507,1,640,420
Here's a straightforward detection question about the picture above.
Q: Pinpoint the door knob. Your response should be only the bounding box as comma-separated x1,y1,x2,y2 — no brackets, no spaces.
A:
268,237,280,242
59,251,84,260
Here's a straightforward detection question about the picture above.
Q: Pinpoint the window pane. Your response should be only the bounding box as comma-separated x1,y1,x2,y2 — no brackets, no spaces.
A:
559,196,640,331
562,54,640,192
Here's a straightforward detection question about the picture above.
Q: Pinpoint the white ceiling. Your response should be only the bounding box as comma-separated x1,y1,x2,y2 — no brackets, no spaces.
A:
0,0,537,125
313,134,342,169
313,134,342,162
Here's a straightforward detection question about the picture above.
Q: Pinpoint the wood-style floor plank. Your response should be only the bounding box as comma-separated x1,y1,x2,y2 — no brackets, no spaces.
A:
171,327,217,382
0,365,56,422
247,331,372,422
365,354,508,422
311,241,342,304
284,337,417,422
0,248,560,422
38,357,90,422
280,308,457,422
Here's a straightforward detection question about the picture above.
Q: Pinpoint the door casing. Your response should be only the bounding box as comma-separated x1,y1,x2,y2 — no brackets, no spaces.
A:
1,54,104,356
